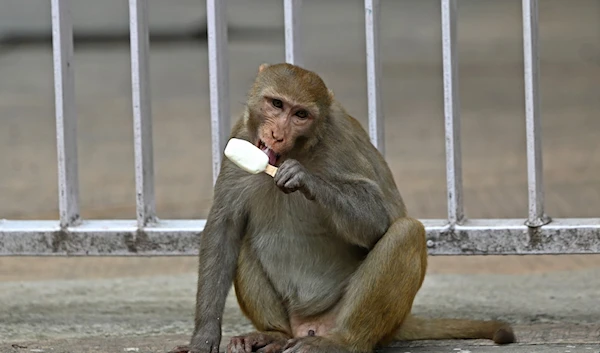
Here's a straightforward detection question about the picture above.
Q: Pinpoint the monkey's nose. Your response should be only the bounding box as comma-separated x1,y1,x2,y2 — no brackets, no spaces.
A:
271,131,284,142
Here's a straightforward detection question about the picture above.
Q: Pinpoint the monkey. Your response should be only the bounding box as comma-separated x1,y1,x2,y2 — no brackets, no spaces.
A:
170,63,515,353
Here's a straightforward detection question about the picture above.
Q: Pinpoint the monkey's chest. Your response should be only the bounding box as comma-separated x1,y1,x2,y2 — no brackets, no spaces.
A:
247,194,363,316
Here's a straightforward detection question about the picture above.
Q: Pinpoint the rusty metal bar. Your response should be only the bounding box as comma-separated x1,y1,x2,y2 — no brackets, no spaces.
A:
207,0,230,184
365,0,385,155
284,0,302,66
522,0,549,227
441,0,464,225
129,0,156,227
51,0,80,228
1,219,598,256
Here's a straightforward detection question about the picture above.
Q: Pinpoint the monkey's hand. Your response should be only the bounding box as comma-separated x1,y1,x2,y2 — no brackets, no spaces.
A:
274,159,316,200
184,323,221,353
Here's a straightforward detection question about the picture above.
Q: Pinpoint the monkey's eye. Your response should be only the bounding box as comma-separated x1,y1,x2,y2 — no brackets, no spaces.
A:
272,99,283,109
295,110,308,119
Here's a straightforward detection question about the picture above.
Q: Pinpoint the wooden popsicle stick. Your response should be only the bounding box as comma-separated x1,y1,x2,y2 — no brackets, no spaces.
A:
265,164,278,177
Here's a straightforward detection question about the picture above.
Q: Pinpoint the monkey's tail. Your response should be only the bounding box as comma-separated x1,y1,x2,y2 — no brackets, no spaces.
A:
393,314,516,345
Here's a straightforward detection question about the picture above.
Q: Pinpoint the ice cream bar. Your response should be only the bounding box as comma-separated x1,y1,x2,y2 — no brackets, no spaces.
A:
224,138,278,177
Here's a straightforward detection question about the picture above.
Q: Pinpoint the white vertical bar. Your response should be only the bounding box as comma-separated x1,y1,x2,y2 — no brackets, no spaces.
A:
129,0,156,227
365,0,385,155
441,0,464,224
522,0,548,227
284,0,302,66
51,0,80,227
207,0,230,184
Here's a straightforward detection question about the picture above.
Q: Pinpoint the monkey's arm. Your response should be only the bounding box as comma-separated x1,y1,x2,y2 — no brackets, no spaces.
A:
275,159,389,249
189,169,247,352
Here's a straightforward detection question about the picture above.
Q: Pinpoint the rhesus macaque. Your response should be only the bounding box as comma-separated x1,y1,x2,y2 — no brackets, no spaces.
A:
171,63,515,353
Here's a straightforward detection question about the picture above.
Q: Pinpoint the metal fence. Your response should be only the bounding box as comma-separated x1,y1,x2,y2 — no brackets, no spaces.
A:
1,0,599,256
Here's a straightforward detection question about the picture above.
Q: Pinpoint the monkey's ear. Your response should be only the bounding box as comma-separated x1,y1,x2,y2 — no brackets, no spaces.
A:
328,89,335,99
258,63,270,73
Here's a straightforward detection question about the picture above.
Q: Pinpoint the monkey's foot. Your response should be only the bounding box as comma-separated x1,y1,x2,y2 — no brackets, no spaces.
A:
168,345,191,353
282,337,351,353
256,342,287,353
227,331,289,353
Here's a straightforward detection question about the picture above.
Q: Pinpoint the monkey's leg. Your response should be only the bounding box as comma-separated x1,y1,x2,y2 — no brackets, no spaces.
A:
333,217,514,346
329,217,428,352
283,217,427,353
230,238,292,353
319,217,513,351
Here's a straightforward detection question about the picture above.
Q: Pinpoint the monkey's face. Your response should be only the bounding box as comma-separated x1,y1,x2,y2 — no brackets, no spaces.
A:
247,63,332,167
254,94,319,167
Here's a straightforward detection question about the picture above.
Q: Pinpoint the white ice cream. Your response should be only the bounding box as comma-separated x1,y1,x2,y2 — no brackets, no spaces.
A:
224,138,269,174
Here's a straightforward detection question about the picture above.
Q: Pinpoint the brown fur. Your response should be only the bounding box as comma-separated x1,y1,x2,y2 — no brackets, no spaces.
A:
171,63,515,353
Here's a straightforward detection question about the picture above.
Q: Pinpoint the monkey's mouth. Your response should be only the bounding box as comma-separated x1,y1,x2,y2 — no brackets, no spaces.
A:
258,140,281,166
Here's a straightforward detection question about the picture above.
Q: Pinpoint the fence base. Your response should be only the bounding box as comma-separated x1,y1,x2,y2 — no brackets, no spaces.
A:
1,218,598,256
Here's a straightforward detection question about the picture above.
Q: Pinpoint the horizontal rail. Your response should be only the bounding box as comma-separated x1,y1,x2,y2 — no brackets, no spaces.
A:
1,219,599,256
0,220,205,256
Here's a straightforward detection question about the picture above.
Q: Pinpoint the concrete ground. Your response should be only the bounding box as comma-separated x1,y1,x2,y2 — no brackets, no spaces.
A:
1,0,600,352
1,257,600,352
